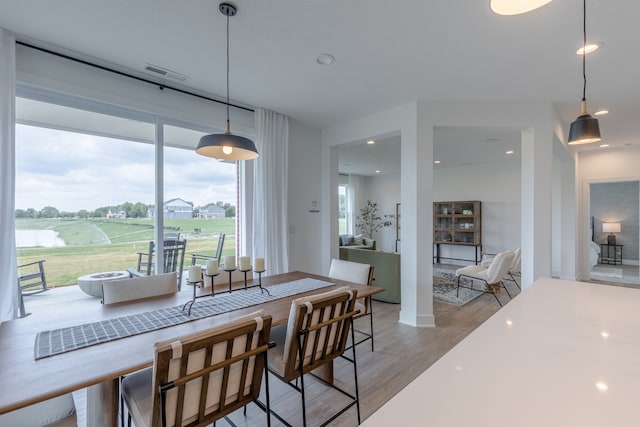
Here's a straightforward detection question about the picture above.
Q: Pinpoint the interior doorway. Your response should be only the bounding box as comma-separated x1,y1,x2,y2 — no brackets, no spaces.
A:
589,181,640,286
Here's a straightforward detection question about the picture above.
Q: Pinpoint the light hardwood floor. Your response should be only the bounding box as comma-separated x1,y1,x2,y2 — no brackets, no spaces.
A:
26,280,518,426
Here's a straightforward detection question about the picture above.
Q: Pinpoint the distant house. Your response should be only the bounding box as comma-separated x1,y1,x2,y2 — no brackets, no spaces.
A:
198,204,226,219
106,209,126,219
148,198,194,219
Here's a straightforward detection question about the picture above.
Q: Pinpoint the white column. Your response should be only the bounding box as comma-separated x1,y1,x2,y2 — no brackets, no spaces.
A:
520,126,553,287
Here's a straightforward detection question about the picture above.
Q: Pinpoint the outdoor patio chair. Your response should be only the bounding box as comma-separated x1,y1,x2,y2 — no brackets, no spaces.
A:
328,258,375,353
190,233,225,267
128,239,187,290
17,260,48,295
16,259,48,318
266,286,360,427
121,310,272,427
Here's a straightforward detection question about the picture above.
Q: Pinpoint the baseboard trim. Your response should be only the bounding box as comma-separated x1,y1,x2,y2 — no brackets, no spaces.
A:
399,310,435,328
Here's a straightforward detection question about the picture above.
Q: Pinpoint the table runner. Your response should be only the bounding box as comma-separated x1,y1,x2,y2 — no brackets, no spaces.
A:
35,278,333,360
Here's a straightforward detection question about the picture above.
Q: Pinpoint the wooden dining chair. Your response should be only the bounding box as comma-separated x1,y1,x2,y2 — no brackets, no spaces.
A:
0,393,77,426
121,310,272,427
328,258,375,352
267,286,360,427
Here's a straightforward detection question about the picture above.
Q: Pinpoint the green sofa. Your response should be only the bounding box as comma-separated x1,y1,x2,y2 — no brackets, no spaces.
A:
339,234,376,250
338,247,400,303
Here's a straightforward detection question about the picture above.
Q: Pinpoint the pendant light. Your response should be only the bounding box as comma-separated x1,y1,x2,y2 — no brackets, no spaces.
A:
196,2,259,160
568,0,601,145
490,0,552,16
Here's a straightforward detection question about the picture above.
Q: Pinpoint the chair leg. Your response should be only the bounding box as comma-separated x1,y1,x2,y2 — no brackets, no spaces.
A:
263,352,271,427
368,299,375,352
502,280,512,298
350,320,362,425
509,271,521,289
297,338,308,427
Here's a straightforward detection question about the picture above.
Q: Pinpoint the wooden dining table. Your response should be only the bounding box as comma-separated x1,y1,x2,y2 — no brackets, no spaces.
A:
0,271,382,426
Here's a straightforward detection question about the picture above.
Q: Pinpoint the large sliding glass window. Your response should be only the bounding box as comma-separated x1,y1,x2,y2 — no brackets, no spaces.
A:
14,95,247,292
15,98,156,287
163,124,238,263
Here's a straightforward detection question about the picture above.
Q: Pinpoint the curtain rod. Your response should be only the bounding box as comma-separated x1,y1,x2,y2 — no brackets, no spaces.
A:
16,41,255,113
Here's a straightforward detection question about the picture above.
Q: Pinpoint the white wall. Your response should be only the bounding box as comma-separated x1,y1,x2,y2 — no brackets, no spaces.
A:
287,118,323,274
15,44,255,136
434,161,521,264
362,174,400,252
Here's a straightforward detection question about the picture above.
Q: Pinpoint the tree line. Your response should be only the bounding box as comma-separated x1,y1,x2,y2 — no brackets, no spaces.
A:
15,201,236,219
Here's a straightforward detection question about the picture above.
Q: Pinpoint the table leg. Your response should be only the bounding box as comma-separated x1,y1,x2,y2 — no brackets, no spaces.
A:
87,378,119,427
313,361,334,383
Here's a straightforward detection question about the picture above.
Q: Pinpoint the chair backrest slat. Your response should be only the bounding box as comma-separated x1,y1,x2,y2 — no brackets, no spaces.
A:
152,311,271,427
283,288,357,381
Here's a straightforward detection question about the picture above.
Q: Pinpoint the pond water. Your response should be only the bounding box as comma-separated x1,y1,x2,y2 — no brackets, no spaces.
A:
16,229,66,248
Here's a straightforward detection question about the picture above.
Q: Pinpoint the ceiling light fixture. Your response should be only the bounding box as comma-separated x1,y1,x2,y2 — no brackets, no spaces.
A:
568,0,601,145
367,140,376,145
599,144,610,148
196,2,259,160
434,160,441,164
490,0,552,15
316,53,335,65
505,150,515,155
576,42,602,55
594,109,609,116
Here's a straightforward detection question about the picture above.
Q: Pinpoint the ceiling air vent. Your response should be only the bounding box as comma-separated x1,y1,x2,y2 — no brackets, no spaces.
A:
144,63,189,82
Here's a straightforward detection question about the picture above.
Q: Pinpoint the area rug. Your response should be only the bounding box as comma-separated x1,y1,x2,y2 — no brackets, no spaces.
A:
433,271,483,306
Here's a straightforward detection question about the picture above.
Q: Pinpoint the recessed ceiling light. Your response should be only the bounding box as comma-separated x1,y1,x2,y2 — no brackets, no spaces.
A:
577,42,603,55
375,170,381,173
599,144,610,148
600,331,609,338
505,150,515,155
316,53,335,65
506,320,513,327
595,381,608,391
594,109,609,116
434,160,441,164
490,0,552,15
367,140,376,145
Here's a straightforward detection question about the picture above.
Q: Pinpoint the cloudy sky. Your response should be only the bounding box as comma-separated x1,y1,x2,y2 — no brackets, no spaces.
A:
15,125,238,212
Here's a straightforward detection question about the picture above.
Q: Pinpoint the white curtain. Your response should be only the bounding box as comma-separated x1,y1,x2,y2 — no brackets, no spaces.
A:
252,109,289,274
0,28,18,321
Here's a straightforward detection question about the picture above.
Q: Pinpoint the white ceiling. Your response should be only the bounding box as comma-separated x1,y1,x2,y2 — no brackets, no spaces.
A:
1,0,638,164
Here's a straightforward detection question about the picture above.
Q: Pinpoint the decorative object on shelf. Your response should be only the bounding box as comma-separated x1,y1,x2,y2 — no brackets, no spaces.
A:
568,0,601,145
196,2,259,160
602,222,621,245
355,200,395,239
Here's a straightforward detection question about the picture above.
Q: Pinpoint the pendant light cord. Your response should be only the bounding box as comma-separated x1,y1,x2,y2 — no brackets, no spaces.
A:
226,11,231,131
582,0,587,102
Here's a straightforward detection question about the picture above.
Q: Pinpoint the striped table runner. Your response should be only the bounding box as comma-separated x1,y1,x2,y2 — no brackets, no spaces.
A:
35,278,333,360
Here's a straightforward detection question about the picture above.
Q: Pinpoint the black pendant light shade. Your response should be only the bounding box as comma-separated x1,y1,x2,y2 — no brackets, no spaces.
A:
568,0,601,145
568,101,601,145
196,2,259,160
196,124,259,160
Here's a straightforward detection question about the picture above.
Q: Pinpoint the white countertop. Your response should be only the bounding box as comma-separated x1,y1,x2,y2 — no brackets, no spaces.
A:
363,278,640,426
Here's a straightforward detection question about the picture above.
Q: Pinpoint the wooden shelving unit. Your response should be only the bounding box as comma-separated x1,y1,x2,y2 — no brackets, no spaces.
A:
433,200,482,264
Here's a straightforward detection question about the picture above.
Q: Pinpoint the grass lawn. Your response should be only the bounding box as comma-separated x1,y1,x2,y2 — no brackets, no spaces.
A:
17,218,236,287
